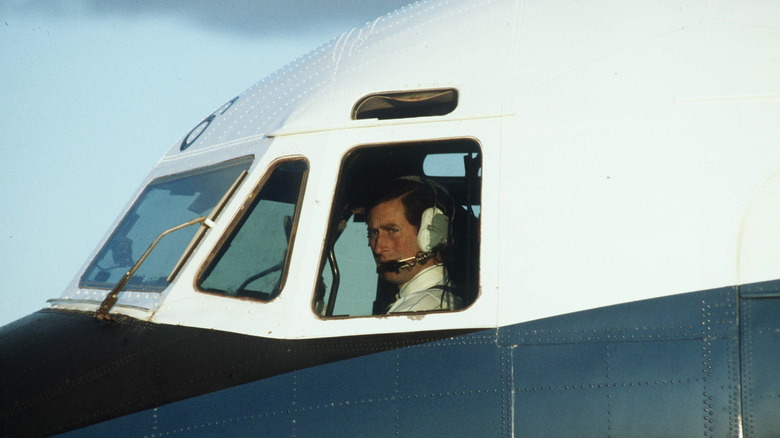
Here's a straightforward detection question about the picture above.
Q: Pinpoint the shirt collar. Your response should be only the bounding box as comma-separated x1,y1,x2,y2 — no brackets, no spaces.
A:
398,264,447,298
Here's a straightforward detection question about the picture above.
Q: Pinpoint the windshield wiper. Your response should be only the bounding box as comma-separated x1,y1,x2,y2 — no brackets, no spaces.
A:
95,170,248,321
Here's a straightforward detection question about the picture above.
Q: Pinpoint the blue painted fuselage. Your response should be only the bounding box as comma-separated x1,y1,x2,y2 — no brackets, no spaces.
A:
52,280,780,437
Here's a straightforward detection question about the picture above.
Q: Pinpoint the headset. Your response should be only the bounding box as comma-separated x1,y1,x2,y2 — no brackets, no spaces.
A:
376,176,455,274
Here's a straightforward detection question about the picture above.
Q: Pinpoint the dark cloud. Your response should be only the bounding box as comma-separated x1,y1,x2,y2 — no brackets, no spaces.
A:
4,0,417,37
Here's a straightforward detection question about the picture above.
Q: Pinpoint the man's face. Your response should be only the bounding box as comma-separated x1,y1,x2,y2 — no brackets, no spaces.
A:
367,197,433,285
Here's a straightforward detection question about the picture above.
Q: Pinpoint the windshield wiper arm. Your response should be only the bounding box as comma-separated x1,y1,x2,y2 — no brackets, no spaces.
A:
95,216,210,321
95,170,248,321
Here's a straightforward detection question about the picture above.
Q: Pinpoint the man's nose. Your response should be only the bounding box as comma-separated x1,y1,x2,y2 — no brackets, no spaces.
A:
372,233,388,255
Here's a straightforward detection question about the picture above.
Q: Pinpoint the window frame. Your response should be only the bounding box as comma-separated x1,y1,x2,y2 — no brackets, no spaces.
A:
315,139,482,319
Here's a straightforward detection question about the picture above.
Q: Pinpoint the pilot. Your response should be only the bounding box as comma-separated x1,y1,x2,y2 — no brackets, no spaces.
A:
366,177,462,313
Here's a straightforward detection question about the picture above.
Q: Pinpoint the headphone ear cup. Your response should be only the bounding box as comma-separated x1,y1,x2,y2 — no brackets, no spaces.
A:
417,207,449,252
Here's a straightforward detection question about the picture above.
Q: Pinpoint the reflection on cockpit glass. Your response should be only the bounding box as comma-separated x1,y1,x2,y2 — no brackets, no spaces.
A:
80,156,253,292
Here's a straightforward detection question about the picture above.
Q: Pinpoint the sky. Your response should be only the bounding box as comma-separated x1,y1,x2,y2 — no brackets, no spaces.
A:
0,0,414,326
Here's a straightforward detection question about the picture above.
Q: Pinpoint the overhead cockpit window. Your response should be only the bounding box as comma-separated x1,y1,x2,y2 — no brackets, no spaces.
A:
80,156,253,292
351,88,458,120
315,140,481,317
198,159,308,301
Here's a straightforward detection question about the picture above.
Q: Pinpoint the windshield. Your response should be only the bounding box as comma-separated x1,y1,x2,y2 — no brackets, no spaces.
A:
198,159,308,300
80,156,253,292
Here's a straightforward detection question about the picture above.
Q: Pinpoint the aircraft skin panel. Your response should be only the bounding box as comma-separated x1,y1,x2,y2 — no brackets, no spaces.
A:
42,281,780,437
740,280,780,436
504,285,740,436
56,326,510,438
0,310,476,437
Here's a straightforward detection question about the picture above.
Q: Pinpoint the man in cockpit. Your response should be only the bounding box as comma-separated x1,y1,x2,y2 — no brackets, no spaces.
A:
366,177,462,313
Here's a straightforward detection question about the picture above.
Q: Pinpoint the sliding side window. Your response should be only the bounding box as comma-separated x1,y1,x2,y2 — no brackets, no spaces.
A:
198,159,308,301
316,140,481,317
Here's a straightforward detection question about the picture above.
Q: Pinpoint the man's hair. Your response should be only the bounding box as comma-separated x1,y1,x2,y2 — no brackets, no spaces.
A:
366,178,438,230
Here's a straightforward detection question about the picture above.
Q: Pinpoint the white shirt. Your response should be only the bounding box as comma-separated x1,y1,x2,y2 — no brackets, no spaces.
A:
387,264,462,313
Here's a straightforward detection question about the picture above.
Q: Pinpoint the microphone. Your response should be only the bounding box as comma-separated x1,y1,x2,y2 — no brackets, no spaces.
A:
375,248,442,274
376,256,416,274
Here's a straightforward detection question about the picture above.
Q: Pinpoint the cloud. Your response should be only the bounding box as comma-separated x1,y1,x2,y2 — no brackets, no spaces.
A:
4,0,417,37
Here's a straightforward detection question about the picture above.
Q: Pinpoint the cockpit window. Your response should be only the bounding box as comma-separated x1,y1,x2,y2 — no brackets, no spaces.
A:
315,140,481,317
351,88,458,120
198,159,308,301
80,156,253,292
